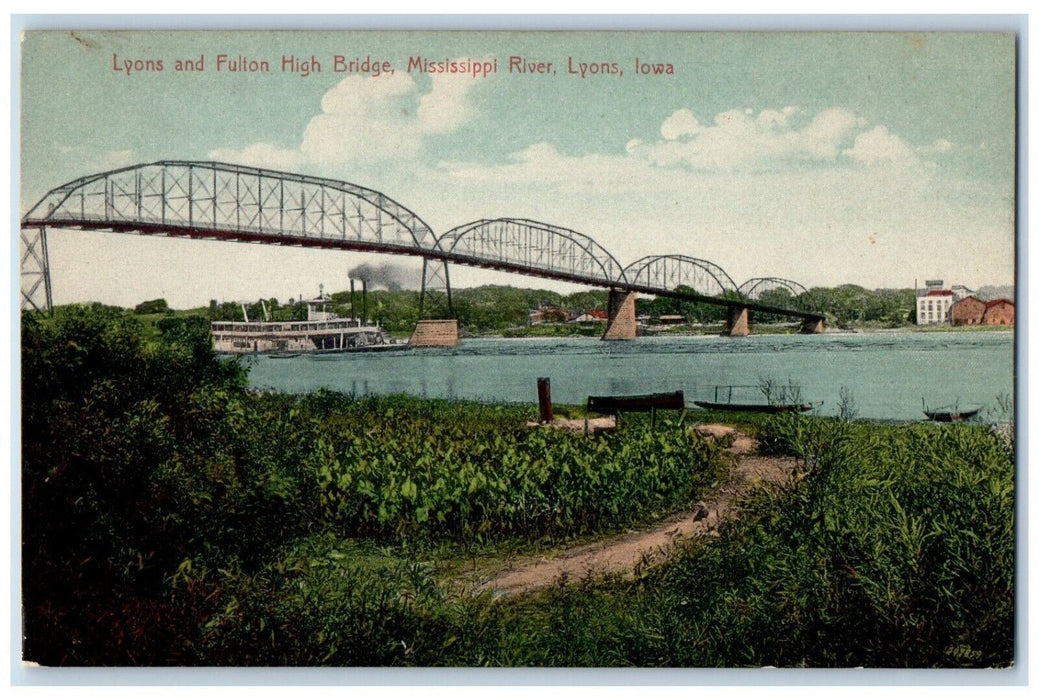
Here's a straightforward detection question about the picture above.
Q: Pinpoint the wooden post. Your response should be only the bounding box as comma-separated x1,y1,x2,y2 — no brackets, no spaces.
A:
537,377,553,424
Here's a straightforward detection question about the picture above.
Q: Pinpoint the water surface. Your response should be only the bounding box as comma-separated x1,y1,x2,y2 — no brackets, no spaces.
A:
245,331,1015,421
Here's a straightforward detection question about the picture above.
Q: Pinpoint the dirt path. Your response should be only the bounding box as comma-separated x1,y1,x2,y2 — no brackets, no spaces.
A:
478,424,799,597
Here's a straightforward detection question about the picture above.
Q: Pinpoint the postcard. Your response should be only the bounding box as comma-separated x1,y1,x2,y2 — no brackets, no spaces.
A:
18,28,1017,672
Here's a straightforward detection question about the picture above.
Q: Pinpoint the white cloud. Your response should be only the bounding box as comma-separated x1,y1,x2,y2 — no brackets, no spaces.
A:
418,72,477,134
629,106,863,172
446,106,910,188
209,66,484,173
842,125,920,167
446,106,944,185
660,108,700,140
300,72,425,166
800,108,864,159
425,104,997,289
440,142,650,194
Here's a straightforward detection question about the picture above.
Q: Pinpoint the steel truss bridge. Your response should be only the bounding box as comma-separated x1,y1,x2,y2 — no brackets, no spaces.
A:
21,161,823,325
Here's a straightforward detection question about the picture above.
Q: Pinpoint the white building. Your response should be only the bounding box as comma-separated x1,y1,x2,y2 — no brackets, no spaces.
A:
916,279,958,325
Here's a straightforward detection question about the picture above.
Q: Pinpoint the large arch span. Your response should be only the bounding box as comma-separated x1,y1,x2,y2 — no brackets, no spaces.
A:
22,160,438,253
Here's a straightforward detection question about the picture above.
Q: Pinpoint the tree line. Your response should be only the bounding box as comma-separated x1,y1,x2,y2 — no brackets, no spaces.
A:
151,283,919,333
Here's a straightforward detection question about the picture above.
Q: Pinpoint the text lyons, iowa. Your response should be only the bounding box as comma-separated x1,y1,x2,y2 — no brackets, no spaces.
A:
564,58,676,78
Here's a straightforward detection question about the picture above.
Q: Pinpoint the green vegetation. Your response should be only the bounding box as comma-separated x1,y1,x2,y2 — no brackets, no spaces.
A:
133,297,170,315
300,391,726,543
21,306,1014,667
706,415,1015,666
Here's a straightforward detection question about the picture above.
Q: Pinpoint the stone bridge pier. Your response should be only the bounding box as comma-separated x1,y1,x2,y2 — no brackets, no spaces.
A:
800,317,825,334
409,319,459,347
724,306,750,337
602,289,638,340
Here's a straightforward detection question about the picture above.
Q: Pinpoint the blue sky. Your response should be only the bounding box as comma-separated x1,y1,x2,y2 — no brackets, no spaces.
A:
20,30,1016,307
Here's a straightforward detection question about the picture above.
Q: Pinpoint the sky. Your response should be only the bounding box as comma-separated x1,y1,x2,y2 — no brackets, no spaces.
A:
19,30,1017,308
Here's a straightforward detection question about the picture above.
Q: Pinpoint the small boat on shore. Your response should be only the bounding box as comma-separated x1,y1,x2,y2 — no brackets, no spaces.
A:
693,400,817,414
923,399,981,422
269,352,301,359
694,385,819,414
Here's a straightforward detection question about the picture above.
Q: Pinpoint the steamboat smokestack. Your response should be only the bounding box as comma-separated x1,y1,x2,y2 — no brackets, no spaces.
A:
350,279,356,323
362,280,368,326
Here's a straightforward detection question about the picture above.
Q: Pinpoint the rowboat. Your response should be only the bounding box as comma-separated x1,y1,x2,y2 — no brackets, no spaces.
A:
923,399,981,422
694,385,819,414
693,400,817,414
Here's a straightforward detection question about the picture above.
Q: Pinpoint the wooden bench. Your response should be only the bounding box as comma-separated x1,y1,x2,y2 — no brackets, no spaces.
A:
585,391,686,431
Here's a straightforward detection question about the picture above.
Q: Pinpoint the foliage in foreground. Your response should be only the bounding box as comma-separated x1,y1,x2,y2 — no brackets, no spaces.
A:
21,305,725,665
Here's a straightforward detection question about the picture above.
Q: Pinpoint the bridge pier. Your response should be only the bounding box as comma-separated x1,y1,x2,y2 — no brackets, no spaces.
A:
724,306,750,337
602,289,638,340
409,319,459,347
800,317,825,334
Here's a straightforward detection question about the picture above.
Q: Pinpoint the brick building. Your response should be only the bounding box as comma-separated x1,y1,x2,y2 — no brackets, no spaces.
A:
951,296,987,325
981,299,1015,325
949,296,1014,326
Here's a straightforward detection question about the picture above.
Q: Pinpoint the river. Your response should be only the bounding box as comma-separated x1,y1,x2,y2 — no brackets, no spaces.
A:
245,330,1015,421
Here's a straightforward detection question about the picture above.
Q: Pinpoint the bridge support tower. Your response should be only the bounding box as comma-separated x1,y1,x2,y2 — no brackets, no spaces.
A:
800,316,825,334
20,227,52,313
602,289,638,340
411,258,458,347
724,306,750,337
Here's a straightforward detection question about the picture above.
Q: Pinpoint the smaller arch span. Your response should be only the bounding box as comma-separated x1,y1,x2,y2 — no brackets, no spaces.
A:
435,218,627,287
738,277,816,310
623,254,740,299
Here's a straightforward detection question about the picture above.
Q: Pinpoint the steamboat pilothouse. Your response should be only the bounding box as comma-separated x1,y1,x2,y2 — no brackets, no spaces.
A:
211,284,402,355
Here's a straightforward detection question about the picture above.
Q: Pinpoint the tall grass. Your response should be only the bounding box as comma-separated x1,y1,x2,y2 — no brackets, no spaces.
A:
625,415,1015,667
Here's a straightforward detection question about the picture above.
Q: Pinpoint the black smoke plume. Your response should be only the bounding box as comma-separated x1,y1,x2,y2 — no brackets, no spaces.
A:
347,263,416,291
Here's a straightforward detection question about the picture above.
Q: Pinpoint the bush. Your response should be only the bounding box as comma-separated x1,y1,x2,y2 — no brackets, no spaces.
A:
134,298,169,314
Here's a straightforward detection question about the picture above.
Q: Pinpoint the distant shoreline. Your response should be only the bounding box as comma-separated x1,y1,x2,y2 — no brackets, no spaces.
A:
462,324,1015,340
